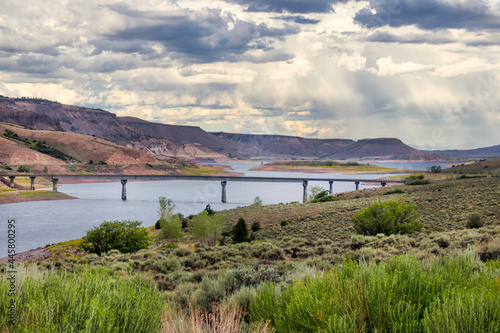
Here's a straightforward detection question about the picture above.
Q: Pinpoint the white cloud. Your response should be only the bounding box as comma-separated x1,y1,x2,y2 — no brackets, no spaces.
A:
0,0,500,148
374,56,435,76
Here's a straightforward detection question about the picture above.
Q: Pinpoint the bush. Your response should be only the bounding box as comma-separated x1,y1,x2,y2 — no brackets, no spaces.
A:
17,164,31,173
157,197,182,239
466,213,484,229
352,199,422,236
406,173,425,180
204,204,215,215
384,188,405,195
194,211,225,246
309,189,334,203
253,196,263,206
308,186,327,202
251,221,261,232
160,214,182,239
407,179,431,186
250,254,500,333
82,220,150,255
427,165,443,173
233,218,250,243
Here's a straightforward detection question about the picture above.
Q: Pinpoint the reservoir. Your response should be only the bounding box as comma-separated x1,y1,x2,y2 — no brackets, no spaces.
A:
1,162,414,256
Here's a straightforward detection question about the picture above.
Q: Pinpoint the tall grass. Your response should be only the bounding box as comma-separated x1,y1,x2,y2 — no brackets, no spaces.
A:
250,253,500,332
0,264,165,332
162,304,273,333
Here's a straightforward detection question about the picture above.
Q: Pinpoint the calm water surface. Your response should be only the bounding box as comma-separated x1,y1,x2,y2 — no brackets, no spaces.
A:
1,162,412,256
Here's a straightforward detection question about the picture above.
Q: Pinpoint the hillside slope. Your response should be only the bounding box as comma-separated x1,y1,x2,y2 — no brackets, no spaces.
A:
0,123,159,166
0,95,457,161
213,133,443,161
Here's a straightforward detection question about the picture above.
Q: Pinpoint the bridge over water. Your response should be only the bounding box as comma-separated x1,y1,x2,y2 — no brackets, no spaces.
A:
1,174,406,203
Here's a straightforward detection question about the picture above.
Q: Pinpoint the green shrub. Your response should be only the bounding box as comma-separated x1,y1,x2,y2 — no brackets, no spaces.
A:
250,254,500,333
465,213,484,229
194,211,225,246
82,220,150,255
17,164,31,173
251,221,261,232
204,204,215,215
160,214,182,239
308,186,328,202
253,196,263,206
406,173,425,180
352,199,422,236
384,188,405,195
407,179,431,185
309,189,335,203
0,264,164,332
427,165,443,173
155,219,161,229
233,217,250,243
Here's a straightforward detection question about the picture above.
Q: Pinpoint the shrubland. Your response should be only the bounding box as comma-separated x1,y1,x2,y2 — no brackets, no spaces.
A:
1,176,499,332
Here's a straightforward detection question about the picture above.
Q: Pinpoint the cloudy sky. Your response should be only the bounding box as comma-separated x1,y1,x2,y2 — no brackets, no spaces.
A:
1,0,499,149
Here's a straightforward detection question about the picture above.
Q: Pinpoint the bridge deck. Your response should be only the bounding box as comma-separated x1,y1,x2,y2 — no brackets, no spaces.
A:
1,174,406,183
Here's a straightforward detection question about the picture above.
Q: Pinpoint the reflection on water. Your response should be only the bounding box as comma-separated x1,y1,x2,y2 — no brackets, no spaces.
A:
1,162,407,255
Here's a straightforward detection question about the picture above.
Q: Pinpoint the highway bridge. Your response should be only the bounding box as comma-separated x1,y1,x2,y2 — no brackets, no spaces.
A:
1,174,406,203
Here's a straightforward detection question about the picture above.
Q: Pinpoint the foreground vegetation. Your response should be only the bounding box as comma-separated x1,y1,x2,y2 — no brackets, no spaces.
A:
1,176,499,332
252,253,500,332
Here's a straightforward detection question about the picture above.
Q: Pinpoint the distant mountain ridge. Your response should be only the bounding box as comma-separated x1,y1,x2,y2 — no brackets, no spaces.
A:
1,95,495,161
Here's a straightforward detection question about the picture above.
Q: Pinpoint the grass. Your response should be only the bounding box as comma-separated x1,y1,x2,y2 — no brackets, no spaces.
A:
0,264,165,332
0,190,74,204
251,253,500,332
182,167,227,175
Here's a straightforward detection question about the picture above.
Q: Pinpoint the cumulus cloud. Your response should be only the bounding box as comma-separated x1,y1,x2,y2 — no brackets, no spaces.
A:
224,0,346,13
0,0,500,148
373,56,435,76
355,0,500,30
92,4,299,63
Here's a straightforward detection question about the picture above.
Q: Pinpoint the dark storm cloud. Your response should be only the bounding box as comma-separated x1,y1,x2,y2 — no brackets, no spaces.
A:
365,31,454,44
279,15,321,24
92,6,299,64
0,54,61,75
355,0,500,30
224,0,347,13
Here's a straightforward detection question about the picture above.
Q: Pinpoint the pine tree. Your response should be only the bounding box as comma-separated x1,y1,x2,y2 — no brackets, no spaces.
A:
232,217,249,243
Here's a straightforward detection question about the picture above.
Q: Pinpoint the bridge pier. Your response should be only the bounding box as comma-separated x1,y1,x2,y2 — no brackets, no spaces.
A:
221,180,227,203
355,181,360,191
8,176,15,188
302,180,308,203
30,176,36,190
121,179,127,200
329,180,334,195
52,178,59,191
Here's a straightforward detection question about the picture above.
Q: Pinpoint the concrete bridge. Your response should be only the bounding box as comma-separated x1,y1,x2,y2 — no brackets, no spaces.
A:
1,174,406,203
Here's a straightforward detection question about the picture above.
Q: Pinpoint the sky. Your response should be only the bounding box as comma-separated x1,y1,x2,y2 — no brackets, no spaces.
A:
0,0,499,149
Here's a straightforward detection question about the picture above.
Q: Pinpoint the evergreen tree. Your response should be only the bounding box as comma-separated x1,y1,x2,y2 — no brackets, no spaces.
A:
232,217,249,243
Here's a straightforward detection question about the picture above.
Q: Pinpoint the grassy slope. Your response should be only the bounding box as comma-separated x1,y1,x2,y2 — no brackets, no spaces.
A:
2,176,499,331
0,190,74,204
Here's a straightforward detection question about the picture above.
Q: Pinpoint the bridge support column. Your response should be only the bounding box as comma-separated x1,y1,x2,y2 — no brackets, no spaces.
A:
30,176,36,190
52,178,59,191
355,181,360,191
302,180,308,203
121,179,127,201
381,182,386,187
221,180,227,203
8,176,15,188
329,180,334,195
